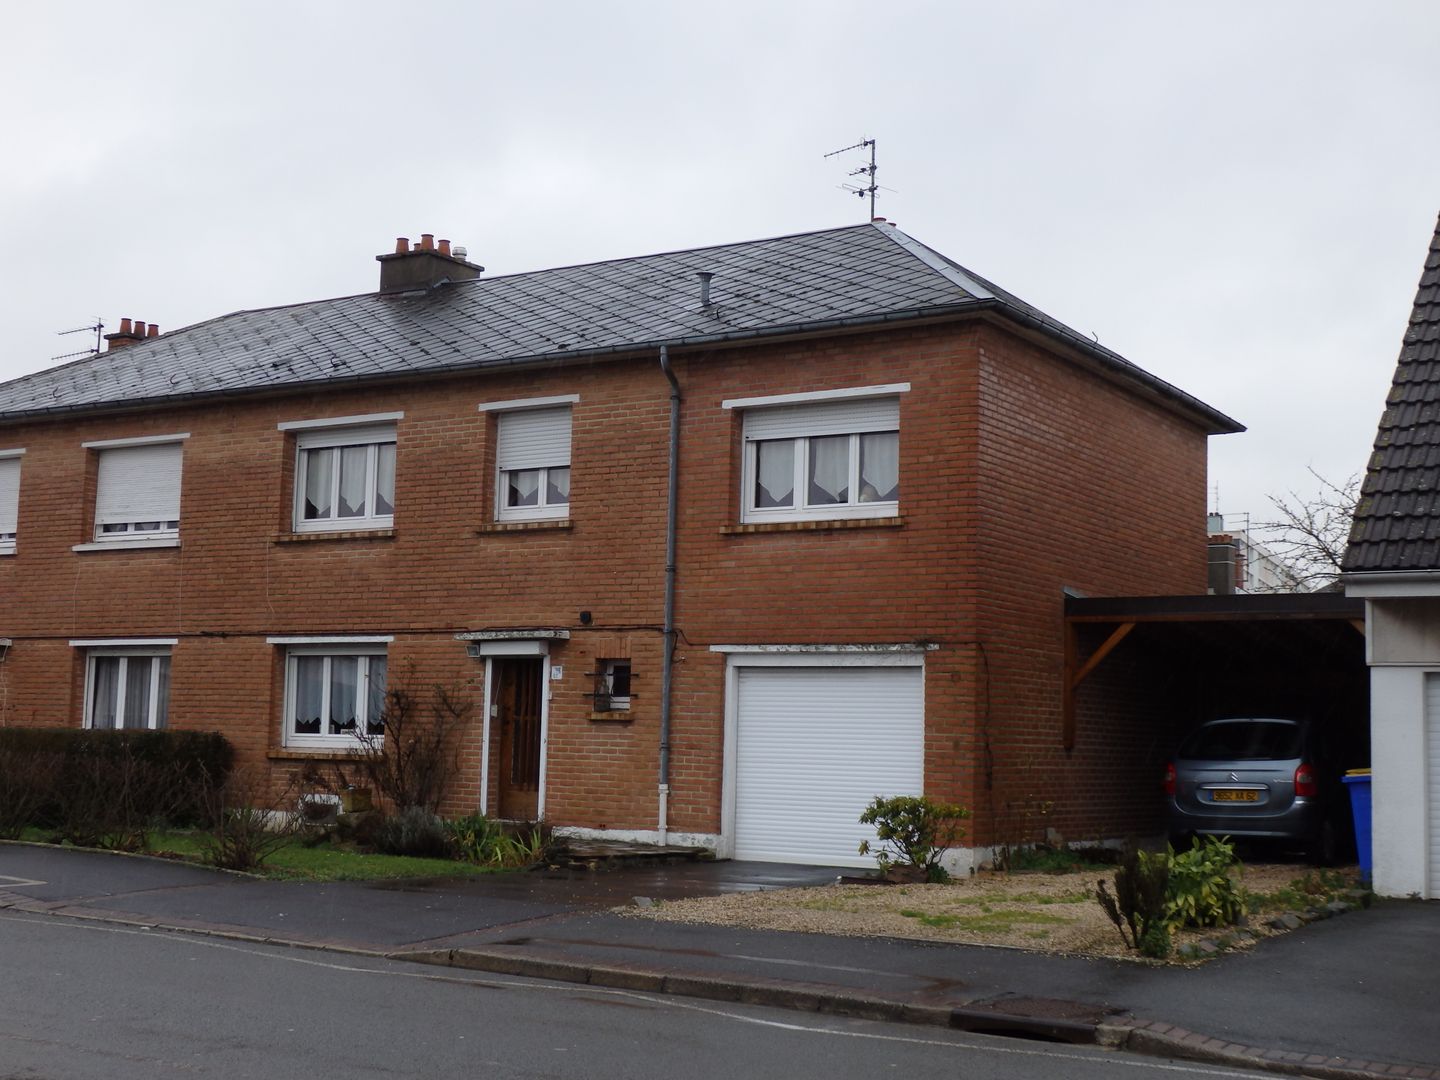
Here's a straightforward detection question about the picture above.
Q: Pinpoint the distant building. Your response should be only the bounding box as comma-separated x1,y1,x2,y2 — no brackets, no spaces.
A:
1207,513,1303,594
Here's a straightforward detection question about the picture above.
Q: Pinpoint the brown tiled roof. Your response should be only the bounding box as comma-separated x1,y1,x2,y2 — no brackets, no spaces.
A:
1344,213,1440,572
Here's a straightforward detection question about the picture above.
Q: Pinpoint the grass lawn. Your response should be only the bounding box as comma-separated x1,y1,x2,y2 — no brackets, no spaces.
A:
17,828,501,882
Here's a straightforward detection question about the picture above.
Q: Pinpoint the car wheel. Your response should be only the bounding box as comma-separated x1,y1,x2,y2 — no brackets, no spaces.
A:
1307,818,1338,867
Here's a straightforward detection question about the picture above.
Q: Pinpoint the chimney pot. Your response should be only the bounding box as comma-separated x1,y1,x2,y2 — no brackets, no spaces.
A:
119,317,133,334
438,238,451,257
134,321,147,338
395,237,409,254
419,233,435,251
147,323,160,337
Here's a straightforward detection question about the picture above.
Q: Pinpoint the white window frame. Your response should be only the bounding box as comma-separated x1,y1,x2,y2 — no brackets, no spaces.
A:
84,434,188,545
0,449,22,556
278,641,390,749
81,646,173,731
290,423,397,533
493,404,574,523
732,392,903,524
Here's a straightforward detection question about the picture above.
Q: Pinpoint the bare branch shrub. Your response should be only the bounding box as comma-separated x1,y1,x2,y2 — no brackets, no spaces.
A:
353,669,469,812
197,766,301,872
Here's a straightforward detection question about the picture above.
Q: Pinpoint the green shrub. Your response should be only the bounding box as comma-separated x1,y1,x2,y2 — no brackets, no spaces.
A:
374,806,453,859
445,814,552,868
1096,839,1170,951
1165,836,1245,929
858,795,970,882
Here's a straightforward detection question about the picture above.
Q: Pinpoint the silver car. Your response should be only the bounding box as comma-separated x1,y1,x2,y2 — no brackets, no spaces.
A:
1165,718,1340,864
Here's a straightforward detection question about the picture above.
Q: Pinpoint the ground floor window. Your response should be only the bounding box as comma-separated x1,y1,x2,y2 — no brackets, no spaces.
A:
86,650,171,730
283,647,387,748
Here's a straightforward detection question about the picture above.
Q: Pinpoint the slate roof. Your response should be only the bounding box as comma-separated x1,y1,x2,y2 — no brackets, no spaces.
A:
0,222,1240,433
1344,213,1440,573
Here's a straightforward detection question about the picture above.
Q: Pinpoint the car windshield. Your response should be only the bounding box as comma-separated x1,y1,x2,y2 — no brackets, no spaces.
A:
1179,721,1303,761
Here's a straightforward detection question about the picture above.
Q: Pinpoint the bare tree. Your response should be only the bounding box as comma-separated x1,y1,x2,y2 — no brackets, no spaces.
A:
1255,469,1361,592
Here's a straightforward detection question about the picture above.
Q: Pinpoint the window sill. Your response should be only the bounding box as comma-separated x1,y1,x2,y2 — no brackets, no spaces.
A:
72,538,182,553
274,528,397,543
267,747,371,761
720,516,904,536
589,711,634,723
478,519,573,534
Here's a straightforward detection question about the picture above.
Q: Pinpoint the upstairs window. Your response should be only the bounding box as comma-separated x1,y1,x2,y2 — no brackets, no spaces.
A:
0,451,20,555
739,394,900,523
87,436,186,544
84,648,171,730
292,424,397,532
495,406,572,522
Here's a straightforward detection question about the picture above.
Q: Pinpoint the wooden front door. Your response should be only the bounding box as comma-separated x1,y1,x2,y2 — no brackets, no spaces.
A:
494,658,543,820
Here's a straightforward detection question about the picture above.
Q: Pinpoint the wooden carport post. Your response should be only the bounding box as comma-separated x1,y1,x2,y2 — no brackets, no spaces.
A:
1062,621,1135,751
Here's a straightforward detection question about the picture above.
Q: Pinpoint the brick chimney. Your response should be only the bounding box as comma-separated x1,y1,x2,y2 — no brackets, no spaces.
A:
104,317,160,351
376,233,484,293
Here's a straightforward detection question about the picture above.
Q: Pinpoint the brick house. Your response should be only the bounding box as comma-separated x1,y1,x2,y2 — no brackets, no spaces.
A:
0,222,1240,868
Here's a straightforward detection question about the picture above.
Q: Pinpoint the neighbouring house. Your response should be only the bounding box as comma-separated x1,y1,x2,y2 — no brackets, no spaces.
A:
0,221,1241,868
1207,513,1304,595
1343,210,1440,898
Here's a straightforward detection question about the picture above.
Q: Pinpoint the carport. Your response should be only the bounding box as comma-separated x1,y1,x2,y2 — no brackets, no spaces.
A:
1064,593,1369,771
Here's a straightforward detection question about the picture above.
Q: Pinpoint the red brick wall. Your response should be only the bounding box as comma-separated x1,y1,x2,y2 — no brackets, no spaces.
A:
0,314,1210,844
969,322,1209,845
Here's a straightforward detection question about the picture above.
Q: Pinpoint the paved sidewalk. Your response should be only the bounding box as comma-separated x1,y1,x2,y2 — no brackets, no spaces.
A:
3,842,1437,1078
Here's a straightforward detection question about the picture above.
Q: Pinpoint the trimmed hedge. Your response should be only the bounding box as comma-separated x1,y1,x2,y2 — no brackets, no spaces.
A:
0,728,234,847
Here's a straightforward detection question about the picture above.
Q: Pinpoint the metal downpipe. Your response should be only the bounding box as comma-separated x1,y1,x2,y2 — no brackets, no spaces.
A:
658,345,680,844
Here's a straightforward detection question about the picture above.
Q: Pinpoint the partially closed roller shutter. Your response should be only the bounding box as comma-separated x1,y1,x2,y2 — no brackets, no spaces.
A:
734,665,924,866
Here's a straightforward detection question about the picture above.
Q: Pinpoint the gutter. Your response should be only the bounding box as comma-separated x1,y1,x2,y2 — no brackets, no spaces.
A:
657,345,680,844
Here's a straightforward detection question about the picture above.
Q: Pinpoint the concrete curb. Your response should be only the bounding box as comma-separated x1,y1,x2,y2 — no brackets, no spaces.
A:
1109,1020,1440,1080
3,893,1435,1080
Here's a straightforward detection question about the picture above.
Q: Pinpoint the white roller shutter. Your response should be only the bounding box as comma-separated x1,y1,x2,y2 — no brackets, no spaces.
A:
743,397,899,442
734,665,924,866
1427,676,1440,897
95,442,183,526
0,456,19,536
496,407,572,470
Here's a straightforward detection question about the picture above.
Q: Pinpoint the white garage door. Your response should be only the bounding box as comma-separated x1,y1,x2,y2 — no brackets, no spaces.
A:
733,665,924,866
1427,676,1440,897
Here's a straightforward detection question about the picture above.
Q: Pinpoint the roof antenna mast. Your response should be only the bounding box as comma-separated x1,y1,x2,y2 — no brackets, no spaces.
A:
52,318,104,361
825,137,878,221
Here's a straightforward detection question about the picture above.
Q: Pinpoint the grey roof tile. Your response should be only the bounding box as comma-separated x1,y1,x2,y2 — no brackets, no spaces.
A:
0,222,1239,433
1344,212,1440,572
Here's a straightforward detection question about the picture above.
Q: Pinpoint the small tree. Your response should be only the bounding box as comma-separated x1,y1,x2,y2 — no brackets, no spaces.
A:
1255,469,1361,592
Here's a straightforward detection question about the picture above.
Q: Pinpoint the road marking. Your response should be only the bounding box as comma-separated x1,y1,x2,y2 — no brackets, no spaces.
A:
0,911,1270,1078
0,875,45,887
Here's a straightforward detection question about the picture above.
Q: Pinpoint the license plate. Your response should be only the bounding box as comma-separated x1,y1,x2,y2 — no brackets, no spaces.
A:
1212,789,1258,802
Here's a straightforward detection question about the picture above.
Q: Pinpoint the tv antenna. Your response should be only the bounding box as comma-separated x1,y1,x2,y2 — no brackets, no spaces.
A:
52,318,104,361
825,137,879,220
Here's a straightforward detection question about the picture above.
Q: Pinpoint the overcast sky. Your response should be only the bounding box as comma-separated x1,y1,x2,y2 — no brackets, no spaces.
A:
3,1,1438,523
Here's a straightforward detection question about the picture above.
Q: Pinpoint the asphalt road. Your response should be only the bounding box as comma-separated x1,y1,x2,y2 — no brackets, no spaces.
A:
0,912,1275,1080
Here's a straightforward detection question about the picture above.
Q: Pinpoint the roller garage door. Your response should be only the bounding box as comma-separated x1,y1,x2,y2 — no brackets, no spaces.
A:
733,664,924,866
